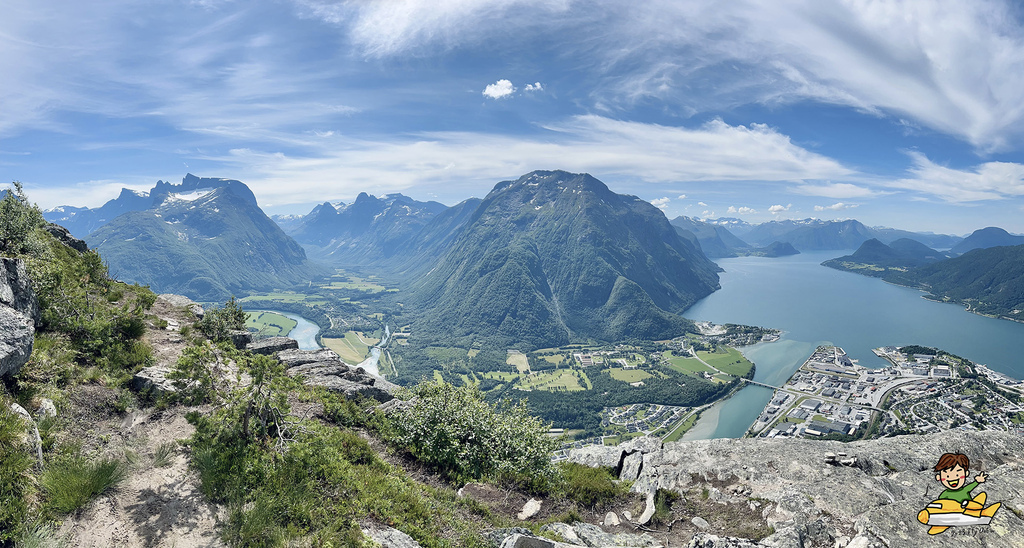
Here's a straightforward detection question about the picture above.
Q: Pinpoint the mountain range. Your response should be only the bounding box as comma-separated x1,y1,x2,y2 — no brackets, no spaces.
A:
700,217,962,252
81,176,320,301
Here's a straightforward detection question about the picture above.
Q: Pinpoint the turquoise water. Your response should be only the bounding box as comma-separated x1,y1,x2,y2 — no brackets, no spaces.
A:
681,251,1024,439
257,310,322,350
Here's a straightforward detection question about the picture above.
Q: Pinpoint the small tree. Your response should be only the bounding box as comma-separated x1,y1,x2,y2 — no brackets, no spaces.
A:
0,181,45,256
195,297,247,340
387,380,558,486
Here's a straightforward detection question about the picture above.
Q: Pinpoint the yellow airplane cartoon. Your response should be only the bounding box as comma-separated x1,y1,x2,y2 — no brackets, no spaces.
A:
917,452,1001,535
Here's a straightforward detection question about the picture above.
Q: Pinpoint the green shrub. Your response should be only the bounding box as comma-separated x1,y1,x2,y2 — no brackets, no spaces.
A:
152,441,177,468
384,380,558,486
0,181,45,256
553,462,629,507
0,405,33,542
41,456,127,514
195,297,246,341
167,341,219,405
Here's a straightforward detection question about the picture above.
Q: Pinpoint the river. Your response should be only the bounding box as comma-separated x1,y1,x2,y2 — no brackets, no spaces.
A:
680,251,1024,440
255,310,322,351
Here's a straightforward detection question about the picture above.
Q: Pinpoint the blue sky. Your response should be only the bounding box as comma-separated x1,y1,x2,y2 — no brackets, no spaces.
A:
3,0,1024,235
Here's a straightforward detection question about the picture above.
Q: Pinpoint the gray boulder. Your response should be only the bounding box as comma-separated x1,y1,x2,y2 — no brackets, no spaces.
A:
0,258,38,378
246,336,299,355
44,223,88,253
571,522,659,547
361,522,422,548
567,445,625,471
130,366,177,396
0,258,39,323
227,329,252,349
687,534,759,548
158,293,197,308
286,360,399,402
277,348,342,368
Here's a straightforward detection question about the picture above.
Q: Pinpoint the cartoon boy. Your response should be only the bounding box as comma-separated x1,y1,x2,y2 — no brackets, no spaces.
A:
918,452,1001,535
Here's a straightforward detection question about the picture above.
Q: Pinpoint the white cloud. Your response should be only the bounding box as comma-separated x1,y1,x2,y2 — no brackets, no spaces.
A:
677,194,687,199
814,202,856,211
524,82,544,92
483,79,516,99
701,210,715,218
727,206,756,215
889,152,1024,202
768,204,790,214
650,197,670,209
793,182,878,199
698,201,708,206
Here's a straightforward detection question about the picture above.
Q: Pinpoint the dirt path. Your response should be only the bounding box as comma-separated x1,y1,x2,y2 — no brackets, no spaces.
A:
57,295,225,548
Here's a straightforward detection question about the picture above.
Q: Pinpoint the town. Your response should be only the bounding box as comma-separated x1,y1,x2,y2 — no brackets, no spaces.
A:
748,344,1024,440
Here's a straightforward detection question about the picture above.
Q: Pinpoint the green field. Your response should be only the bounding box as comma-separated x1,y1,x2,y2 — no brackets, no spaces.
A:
240,291,328,305
481,371,519,382
322,331,375,364
664,413,698,442
665,356,714,375
608,368,653,383
245,311,297,337
697,347,754,377
519,369,587,392
507,353,531,373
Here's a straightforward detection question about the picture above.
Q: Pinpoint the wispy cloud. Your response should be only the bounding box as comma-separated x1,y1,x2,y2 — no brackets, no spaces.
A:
334,0,1024,150
792,182,878,199
889,152,1024,202
727,206,757,215
193,115,854,206
814,202,856,211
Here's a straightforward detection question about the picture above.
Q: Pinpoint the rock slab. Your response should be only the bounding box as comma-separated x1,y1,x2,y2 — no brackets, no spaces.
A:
0,258,38,378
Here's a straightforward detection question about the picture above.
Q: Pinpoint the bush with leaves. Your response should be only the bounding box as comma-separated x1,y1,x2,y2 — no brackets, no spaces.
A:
167,340,221,405
0,181,45,257
195,296,247,341
384,380,558,486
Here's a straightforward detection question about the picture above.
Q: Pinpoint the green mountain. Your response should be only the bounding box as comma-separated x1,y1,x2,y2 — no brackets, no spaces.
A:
888,244,1024,322
744,241,800,257
407,171,720,349
822,238,948,278
285,193,447,266
86,180,319,301
950,227,1024,255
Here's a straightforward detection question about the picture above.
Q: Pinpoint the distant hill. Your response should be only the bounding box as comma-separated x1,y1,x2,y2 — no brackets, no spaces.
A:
407,171,720,349
710,218,962,252
889,244,1024,322
742,241,800,258
950,227,1024,255
670,216,749,258
44,188,152,238
822,238,948,278
86,177,320,301
284,193,447,266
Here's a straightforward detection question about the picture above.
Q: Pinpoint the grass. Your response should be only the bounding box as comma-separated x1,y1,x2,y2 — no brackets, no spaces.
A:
245,310,297,338
608,368,652,383
666,356,713,375
697,347,754,377
322,331,373,364
663,413,698,442
42,457,127,514
153,441,177,468
519,369,586,392
480,371,519,382
506,353,531,373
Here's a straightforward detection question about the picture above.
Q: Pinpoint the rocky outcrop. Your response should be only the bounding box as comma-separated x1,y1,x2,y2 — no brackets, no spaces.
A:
130,365,177,397
361,522,423,548
157,293,204,318
1,258,39,378
44,223,88,252
278,348,399,402
569,430,1024,548
495,522,660,548
246,336,299,355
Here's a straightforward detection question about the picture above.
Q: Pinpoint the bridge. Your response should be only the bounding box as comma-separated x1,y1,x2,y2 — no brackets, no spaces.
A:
739,378,783,390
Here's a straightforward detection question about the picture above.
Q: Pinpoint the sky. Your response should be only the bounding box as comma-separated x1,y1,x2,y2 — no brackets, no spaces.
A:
3,0,1024,235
